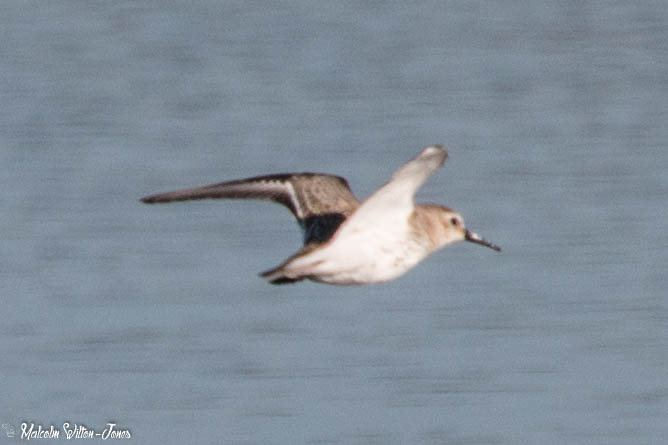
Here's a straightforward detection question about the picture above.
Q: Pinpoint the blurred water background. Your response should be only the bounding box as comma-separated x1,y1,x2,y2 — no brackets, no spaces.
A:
2,1,667,444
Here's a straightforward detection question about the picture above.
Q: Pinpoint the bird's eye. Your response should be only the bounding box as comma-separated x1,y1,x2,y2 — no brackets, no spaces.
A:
450,217,459,226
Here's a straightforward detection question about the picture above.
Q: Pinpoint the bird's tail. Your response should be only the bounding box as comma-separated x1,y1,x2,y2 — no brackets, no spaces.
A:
259,248,325,285
259,265,303,285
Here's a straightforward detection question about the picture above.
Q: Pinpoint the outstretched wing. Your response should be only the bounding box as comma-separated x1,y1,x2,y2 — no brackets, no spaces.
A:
141,173,360,246
376,145,448,208
334,146,448,235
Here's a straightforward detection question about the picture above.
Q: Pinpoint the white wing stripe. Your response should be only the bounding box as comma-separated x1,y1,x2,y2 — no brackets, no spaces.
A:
284,181,303,220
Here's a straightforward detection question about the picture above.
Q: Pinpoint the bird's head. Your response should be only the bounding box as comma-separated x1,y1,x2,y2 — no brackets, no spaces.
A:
425,205,501,252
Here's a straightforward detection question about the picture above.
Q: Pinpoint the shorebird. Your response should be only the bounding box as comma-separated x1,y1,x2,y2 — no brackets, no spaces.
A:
141,146,500,285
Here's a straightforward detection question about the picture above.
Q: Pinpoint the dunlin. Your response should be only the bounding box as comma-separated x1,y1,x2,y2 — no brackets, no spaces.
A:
141,146,500,285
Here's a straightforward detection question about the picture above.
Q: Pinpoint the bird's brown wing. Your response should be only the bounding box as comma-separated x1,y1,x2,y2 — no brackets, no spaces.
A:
141,173,360,245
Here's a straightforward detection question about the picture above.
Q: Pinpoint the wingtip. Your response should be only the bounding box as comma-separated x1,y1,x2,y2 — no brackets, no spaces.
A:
423,144,446,152
140,195,156,204
420,145,448,163
140,193,170,204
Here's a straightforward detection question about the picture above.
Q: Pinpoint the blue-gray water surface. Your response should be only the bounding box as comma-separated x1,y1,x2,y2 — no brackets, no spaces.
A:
2,1,667,444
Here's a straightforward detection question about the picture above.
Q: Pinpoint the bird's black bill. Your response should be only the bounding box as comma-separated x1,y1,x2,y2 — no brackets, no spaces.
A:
465,230,501,251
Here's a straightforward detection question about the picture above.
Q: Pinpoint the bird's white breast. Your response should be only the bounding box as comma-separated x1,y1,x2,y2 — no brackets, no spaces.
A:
295,216,431,284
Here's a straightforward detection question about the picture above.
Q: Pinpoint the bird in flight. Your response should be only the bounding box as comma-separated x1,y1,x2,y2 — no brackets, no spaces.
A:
141,146,500,285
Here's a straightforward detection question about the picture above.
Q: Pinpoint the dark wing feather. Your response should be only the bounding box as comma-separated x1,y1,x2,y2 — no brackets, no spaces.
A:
142,174,299,214
141,173,360,245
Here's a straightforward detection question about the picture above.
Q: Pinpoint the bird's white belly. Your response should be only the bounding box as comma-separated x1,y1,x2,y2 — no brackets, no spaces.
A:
304,227,429,285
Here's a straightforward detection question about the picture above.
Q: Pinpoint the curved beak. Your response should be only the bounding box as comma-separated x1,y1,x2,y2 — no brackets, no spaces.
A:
465,230,501,251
